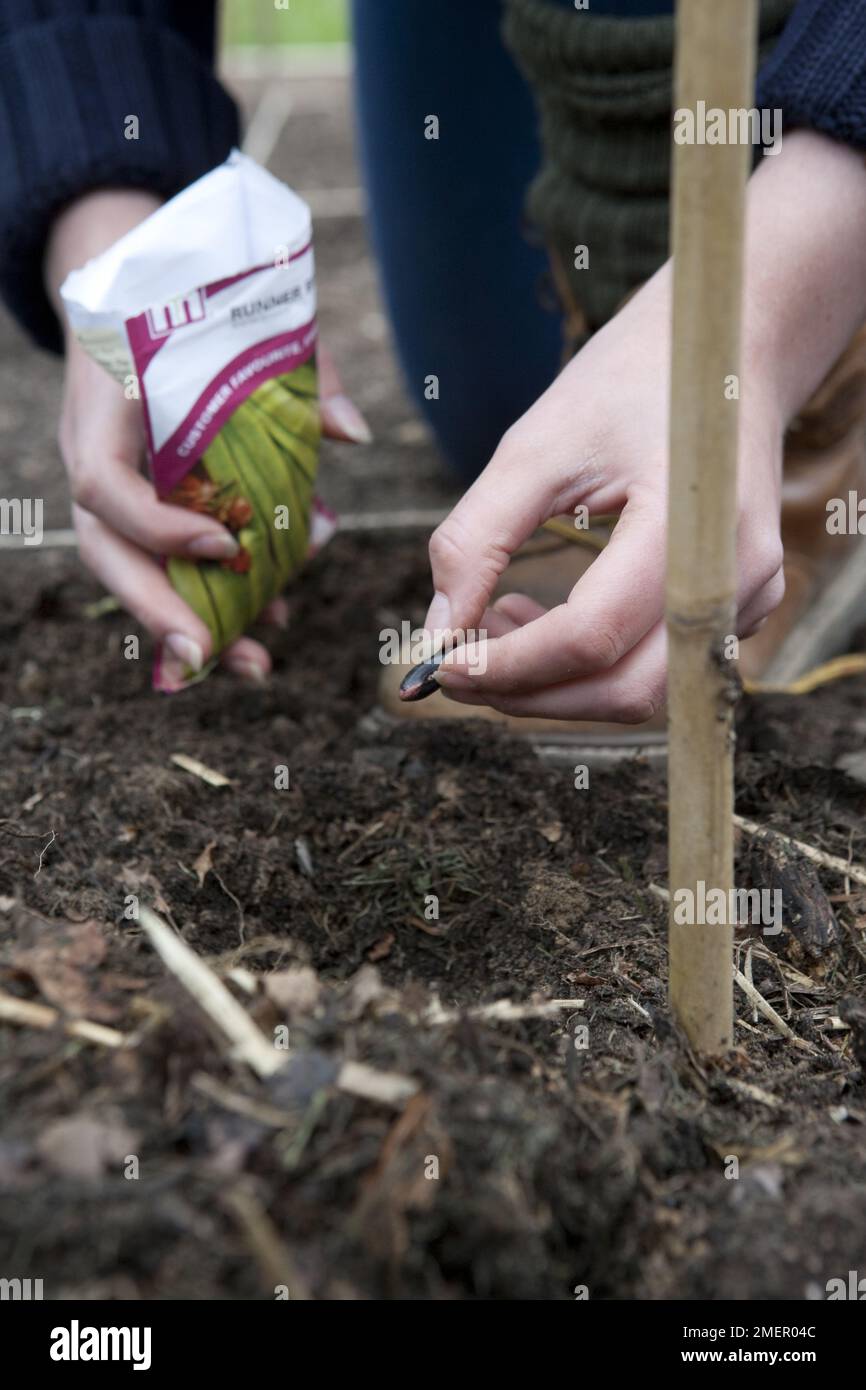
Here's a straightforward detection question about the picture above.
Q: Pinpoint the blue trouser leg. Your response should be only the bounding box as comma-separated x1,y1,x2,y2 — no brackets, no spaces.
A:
350,0,562,482
350,0,673,482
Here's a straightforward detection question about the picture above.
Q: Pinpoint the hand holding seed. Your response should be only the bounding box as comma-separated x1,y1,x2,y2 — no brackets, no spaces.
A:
422,267,783,722
423,132,866,723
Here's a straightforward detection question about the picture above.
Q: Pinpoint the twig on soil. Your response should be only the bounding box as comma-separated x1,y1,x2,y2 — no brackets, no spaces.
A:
34,829,55,877
0,820,56,877
278,1091,331,1171
423,997,584,1027
841,916,866,967
170,753,233,788
337,819,387,862
191,1072,296,1128
625,995,653,1022
211,869,245,946
736,1018,764,1036
223,1184,312,1300
139,906,282,1078
722,1076,784,1110
141,908,421,1105
733,966,794,1037
733,814,866,888
195,1054,418,1117
746,945,825,994
0,990,127,1048
337,1060,419,1107
209,935,294,970
579,937,663,957
733,967,818,1055
744,946,758,1023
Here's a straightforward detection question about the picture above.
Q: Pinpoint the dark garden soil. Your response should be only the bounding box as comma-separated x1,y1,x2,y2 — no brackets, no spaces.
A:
0,535,865,1301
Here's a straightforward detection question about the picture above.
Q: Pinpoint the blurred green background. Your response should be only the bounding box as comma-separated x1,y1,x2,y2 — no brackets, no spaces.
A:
223,0,349,47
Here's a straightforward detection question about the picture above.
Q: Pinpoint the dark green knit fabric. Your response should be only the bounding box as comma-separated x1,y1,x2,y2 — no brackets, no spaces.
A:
503,0,797,332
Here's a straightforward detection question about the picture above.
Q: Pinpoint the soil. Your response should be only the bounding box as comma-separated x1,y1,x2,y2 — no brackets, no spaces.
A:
1,67,865,1305
0,535,865,1302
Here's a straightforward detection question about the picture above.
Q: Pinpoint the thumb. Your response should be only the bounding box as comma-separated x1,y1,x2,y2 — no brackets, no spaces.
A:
317,343,372,444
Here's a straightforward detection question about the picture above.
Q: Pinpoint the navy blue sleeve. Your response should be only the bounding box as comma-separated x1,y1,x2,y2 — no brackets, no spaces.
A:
757,0,866,150
0,2,239,352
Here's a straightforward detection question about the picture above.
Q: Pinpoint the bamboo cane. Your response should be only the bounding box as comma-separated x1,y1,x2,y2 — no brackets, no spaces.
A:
667,0,758,1053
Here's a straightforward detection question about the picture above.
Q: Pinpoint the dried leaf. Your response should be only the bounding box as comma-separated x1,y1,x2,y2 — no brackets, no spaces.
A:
368,932,394,962
407,915,446,938
10,918,114,1020
118,864,174,922
193,840,217,887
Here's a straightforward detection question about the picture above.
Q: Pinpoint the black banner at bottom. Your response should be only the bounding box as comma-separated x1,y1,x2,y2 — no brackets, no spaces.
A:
1,1297,861,1375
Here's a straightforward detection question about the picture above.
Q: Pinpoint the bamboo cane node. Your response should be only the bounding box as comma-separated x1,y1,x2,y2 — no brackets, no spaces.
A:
666,606,734,633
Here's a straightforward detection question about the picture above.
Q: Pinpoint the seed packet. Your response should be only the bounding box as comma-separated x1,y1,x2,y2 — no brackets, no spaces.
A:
60,151,332,689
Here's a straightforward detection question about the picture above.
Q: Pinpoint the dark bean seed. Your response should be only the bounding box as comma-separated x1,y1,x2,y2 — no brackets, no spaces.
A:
399,650,444,702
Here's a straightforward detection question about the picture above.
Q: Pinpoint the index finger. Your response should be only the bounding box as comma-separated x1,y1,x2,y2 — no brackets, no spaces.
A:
73,453,240,562
436,494,667,694
424,454,560,639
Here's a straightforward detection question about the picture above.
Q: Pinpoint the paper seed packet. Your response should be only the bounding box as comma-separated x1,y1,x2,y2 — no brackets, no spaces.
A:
61,151,335,691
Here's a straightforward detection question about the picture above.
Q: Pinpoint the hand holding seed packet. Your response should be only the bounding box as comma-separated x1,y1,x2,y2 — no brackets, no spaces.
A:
60,152,330,691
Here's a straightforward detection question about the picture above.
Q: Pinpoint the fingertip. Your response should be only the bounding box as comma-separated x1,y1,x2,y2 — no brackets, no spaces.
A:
222,637,272,684
186,529,240,560
164,632,205,673
322,394,373,444
231,662,270,686
259,596,290,630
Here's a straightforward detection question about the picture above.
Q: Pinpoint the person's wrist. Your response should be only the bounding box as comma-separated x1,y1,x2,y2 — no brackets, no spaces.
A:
741,130,866,426
45,188,163,319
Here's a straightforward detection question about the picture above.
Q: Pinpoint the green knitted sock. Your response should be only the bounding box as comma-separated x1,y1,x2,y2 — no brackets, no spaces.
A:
503,0,797,338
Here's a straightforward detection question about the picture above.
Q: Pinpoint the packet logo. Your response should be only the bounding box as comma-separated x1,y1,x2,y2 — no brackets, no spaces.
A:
146,290,206,339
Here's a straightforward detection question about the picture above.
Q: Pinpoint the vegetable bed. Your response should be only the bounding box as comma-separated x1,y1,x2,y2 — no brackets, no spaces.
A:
1,535,865,1300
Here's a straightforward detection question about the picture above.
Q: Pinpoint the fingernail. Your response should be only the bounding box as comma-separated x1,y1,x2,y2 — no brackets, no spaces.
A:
188,532,239,560
424,592,451,642
231,660,269,686
164,633,204,674
326,394,373,444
